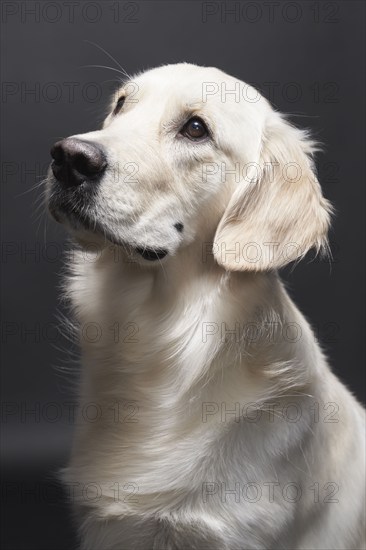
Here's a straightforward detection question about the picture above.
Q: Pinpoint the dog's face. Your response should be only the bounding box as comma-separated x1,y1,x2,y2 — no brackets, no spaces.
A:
46,63,331,269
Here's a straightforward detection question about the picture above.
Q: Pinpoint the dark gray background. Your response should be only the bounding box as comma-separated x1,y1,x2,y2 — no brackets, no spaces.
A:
1,1,365,548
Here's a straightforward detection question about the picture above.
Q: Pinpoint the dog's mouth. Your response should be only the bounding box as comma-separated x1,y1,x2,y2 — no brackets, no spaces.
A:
135,247,168,261
48,195,168,262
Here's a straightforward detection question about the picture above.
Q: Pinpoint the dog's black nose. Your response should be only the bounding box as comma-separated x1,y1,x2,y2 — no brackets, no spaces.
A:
50,138,107,187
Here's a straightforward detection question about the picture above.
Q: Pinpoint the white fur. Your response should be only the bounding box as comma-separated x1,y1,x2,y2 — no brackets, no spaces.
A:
46,64,365,549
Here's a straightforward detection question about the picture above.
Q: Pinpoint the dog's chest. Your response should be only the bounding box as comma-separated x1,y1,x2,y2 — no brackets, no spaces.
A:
65,260,324,541
68,264,247,487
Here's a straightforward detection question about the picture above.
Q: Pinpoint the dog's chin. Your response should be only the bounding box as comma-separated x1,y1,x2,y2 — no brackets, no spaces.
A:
49,204,169,264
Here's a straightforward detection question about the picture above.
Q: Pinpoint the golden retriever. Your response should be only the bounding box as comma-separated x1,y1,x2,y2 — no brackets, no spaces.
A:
46,63,365,550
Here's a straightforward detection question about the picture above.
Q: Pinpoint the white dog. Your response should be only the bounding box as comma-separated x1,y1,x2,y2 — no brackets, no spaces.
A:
46,63,365,549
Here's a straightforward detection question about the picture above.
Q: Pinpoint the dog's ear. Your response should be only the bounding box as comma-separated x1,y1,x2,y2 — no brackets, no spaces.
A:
213,112,332,271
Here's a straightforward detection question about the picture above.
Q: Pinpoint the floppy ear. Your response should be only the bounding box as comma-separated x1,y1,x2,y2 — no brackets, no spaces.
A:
213,112,332,271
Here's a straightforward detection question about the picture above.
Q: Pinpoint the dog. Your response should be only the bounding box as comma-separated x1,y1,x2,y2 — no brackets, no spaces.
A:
46,63,365,549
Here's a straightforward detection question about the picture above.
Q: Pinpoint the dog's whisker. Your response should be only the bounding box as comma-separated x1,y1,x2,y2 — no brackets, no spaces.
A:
84,40,131,80
15,177,49,199
82,64,129,78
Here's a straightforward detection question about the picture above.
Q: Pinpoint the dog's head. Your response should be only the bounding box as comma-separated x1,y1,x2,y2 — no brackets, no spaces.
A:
46,63,331,269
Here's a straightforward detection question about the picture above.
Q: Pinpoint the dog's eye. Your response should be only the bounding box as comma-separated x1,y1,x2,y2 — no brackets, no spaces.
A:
113,96,125,115
180,117,209,140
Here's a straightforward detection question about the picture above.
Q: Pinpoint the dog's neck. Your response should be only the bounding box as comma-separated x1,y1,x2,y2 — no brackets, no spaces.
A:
70,239,318,408
65,239,324,507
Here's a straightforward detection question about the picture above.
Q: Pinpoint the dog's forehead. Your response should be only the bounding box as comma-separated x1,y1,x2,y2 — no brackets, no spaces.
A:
123,63,260,109
109,63,268,157
134,63,228,90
